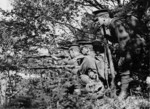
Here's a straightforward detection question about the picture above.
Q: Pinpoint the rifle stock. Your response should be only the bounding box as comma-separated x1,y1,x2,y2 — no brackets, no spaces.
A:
102,25,116,97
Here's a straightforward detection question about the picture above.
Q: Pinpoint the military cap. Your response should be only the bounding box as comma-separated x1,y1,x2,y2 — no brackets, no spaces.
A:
77,39,92,45
77,39,93,51
93,9,108,15
93,9,112,19
57,46,69,50
68,42,80,51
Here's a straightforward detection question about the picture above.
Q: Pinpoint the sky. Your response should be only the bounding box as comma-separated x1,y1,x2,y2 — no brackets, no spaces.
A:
0,0,12,11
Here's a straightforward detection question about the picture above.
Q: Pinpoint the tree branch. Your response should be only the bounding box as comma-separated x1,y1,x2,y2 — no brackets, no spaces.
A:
116,0,121,6
93,0,104,9
110,0,116,7
105,1,115,8
27,65,75,70
123,0,125,6
45,16,82,39
84,0,101,9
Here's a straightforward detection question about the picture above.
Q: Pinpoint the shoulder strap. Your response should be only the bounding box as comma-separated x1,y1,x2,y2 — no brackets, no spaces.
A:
94,59,101,78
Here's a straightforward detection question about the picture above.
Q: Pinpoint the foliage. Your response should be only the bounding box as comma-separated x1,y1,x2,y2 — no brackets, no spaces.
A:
0,0,150,109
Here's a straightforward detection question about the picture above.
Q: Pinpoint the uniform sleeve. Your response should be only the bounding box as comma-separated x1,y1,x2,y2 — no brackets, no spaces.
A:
79,56,97,75
66,59,75,65
96,59,105,79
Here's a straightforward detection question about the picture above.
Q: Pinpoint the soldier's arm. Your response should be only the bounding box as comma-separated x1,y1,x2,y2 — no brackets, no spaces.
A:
79,56,96,75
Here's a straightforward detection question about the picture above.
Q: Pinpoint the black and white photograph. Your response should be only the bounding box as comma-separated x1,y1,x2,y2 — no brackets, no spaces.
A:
0,0,150,109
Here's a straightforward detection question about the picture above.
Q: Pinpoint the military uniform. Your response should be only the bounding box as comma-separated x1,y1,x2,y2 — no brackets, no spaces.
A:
67,43,84,74
92,39,107,82
77,40,105,96
93,9,132,99
62,42,85,94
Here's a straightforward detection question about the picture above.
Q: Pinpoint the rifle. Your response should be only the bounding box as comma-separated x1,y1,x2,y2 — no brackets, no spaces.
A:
25,55,68,59
102,24,116,97
27,65,75,70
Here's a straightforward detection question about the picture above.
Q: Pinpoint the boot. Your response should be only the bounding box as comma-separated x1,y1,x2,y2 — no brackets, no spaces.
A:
118,73,130,100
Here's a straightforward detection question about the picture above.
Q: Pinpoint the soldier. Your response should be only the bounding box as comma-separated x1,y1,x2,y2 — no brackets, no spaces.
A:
93,9,130,99
67,42,84,74
92,39,107,83
78,39,95,57
77,40,105,96
64,42,85,94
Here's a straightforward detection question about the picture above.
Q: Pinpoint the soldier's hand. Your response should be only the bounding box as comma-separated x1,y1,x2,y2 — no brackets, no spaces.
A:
88,71,96,79
75,66,80,69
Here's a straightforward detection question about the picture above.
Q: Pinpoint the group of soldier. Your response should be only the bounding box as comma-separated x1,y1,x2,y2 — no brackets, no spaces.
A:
53,37,129,100
54,39,107,98
50,8,150,101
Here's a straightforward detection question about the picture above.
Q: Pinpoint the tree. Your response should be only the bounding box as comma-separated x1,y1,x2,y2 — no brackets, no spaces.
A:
0,0,83,106
0,0,150,108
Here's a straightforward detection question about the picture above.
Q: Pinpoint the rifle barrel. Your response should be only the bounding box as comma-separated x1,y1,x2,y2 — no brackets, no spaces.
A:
27,65,74,69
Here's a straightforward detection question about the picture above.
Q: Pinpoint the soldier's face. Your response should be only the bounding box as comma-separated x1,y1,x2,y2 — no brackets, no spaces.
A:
69,49,75,58
81,47,88,55
88,71,96,79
